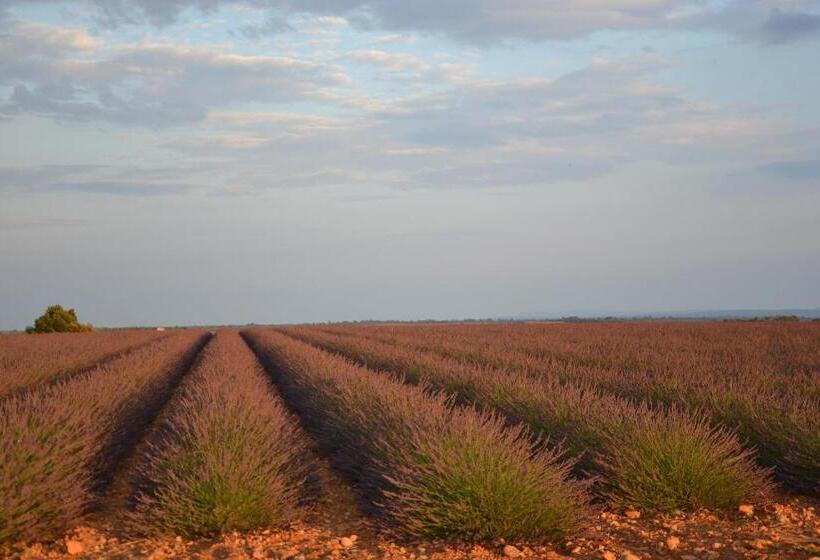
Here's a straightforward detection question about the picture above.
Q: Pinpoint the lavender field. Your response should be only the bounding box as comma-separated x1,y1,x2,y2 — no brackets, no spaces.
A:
1,322,818,559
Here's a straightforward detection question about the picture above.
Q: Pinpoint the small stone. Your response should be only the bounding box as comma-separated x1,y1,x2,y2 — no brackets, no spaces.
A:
666,536,680,551
681,556,697,560
624,509,641,519
21,544,46,559
210,545,233,560
339,537,355,548
503,545,522,558
65,540,84,556
738,504,754,516
601,552,617,560
749,539,770,550
620,552,640,560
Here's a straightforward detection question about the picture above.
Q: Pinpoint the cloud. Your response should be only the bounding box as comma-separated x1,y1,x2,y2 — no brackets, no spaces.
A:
371,55,685,148
147,53,788,192
0,19,99,52
315,15,349,27
762,8,820,43
8,0,820,44
762,159,820,179
0,12,805,197
689,1,820,45
0,218,92,230
411,154,613,187
373,33,417,45
0,18,100,84
0,165,195,195
0,18,348,125
345,49,427,71
84,0,226,28
5,83,210,125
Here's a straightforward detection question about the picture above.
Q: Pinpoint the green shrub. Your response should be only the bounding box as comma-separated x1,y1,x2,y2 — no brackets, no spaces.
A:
26,305,93,334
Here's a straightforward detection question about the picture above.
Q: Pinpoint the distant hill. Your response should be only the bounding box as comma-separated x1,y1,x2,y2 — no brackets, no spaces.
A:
514,308,820,321
643,308,820,320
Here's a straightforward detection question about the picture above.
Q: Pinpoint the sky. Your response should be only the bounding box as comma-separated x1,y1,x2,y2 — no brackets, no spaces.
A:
1,1,819,328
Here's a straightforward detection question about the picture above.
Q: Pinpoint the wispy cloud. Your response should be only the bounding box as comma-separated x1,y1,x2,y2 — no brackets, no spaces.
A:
0,4,816,198
345,49,428,71
0,17,348,126
7,0,820,44
0,165,195,196
0,218,93,230
762,159,820,180
762,8,820,44
92,52,793,193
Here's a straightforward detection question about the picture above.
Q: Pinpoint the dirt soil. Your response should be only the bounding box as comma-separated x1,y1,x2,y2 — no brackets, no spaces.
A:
3,492,818,560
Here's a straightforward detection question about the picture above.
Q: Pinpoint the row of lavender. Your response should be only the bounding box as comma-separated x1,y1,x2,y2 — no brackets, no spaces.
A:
311,322,819,494
2,328,589,544
129,330,594,540
127,331,310,536
244,329,587,540
283,327,771,512
2,322,802,546
0,329,166,397
0,330,208,543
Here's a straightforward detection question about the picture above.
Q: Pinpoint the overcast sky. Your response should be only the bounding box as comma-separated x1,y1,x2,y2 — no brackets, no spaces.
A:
1,1,819,328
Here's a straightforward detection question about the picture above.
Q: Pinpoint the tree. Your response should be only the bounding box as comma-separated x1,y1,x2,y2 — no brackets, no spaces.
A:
26,305,93,334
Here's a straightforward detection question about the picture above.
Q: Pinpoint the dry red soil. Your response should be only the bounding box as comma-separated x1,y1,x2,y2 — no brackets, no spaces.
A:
5,496,818,559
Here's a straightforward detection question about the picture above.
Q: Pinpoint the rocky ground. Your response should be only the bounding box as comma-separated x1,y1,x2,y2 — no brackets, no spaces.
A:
3,498,818,560
4,451,818,560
